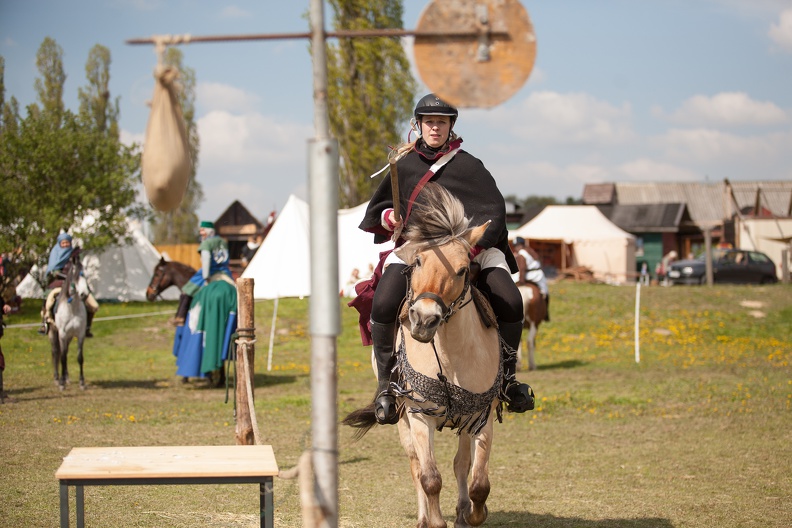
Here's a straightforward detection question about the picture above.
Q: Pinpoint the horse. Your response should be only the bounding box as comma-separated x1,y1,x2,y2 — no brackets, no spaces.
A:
344,183,506,528
146,257,196,301
48,252,89,390
517,283,546,371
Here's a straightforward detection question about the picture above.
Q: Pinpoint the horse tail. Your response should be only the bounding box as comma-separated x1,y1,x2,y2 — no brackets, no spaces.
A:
341,403,378,439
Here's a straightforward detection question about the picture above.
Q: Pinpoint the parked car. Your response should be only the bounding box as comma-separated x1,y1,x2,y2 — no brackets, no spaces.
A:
667,249,778,285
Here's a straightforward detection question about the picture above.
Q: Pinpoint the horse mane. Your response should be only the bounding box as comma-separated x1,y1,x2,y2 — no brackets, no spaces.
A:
401,182,471,254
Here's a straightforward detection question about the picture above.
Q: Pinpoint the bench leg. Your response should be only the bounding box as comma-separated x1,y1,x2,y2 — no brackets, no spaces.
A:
76,486,85,528
260,478,273,528
60,483,69,527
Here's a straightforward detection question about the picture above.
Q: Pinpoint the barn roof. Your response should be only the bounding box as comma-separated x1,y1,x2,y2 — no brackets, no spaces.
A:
597,203,691,233
583,180,792,228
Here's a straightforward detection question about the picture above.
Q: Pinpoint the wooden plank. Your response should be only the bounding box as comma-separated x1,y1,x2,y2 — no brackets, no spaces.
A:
56,445,278,480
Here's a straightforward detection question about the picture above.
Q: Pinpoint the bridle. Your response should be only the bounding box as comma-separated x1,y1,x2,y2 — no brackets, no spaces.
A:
147,263,168,300
403,265,473,325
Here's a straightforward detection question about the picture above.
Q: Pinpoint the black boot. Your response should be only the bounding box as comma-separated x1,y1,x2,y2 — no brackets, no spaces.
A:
371,319,399,425
171,294,192,326
85,311,95,337
498,320,535,413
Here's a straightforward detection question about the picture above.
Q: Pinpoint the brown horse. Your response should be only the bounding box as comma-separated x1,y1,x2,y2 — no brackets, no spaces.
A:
344,183,503,528
517,283,546,371
145,257,195,301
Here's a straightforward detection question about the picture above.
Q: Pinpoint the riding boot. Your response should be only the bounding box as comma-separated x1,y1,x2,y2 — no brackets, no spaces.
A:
544,294,550,322
171,294,192,326
371,319,399,425
85,311,95,338
498,319,535,413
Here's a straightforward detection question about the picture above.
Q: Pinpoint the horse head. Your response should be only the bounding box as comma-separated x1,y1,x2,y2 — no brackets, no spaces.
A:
146,257,169,301
395,183,491,343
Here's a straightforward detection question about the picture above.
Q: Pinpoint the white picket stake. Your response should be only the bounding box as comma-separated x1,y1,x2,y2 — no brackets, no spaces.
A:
634,281,641,363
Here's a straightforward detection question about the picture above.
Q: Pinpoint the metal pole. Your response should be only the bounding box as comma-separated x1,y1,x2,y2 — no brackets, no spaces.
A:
704,227,713,286
309,1,339,526
634,281,640,363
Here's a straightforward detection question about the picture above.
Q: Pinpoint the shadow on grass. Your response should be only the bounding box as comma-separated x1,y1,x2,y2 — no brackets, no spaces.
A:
488,511,673,527
90,379,168,389
536,359,588,370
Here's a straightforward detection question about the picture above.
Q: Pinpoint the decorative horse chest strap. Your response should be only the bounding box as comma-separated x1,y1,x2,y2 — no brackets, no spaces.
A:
392,332,504,436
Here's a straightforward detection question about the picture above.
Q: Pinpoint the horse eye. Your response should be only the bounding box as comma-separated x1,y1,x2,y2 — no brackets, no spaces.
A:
456,268,466,278
414,256,422,267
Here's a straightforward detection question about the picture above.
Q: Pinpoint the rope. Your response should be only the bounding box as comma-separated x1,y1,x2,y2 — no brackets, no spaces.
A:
234,327,262,446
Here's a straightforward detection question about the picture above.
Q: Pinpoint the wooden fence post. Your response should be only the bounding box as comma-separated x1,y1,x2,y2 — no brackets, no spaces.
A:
235,278,256,445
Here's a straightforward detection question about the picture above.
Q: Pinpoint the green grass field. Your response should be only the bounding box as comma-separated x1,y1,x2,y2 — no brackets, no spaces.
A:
0,282,790,527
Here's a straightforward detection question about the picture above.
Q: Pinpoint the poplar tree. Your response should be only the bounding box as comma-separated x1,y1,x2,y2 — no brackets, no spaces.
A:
0,39,138,292
326,0,417,208
78,44,120,137
149,47,204,244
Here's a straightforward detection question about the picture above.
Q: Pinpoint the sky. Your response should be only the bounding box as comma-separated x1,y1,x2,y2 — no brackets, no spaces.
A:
2,1,791,225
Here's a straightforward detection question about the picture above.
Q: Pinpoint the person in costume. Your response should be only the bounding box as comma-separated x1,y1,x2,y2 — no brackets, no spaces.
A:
356,93,535,425
172,220,232,326
512,236,550,321
38,233,99,337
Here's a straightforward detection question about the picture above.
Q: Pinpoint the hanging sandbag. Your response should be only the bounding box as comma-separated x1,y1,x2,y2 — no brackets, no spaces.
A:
141,63,192,212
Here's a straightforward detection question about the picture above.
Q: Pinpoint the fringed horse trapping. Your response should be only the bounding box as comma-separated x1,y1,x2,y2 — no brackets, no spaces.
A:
49,252,89,390
146,257,196,301
343,183,511,528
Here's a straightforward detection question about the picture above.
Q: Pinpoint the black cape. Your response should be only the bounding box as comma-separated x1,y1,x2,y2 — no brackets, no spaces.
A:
359,139,517,273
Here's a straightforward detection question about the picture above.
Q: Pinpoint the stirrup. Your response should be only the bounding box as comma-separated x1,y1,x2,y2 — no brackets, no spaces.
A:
374,391,399,425
505,382,535,413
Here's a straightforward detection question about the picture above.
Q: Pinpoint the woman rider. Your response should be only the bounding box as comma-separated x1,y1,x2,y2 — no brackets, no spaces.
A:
358,93,535,425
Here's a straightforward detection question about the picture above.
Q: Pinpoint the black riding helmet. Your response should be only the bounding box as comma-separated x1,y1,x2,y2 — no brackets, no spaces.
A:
414,93,458,127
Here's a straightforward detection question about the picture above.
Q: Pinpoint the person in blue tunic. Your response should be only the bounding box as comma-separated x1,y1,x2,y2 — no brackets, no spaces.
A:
172,220,233,326
38,233,100,337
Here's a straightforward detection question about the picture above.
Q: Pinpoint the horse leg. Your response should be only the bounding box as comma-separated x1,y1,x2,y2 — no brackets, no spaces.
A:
77,336,85,389
453,433,473,528
464,420,493,527
59,336,70,390
49,329,61,386
410,417,445,528
527,321,538,371
399,416,431,526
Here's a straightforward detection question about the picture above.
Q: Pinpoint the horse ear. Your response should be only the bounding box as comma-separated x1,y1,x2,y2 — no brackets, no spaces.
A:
465,220,491,247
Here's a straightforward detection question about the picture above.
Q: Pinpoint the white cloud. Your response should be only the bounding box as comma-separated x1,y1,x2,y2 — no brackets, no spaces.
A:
119,129,145,149
197,82,261,114
470,91,635,147
221,6,251,18
769,8,792,52
195,111,313,219
659,128,784,163
616,159,700,182
660,92,788,127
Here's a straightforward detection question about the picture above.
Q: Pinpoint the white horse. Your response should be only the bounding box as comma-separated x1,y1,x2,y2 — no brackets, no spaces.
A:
48,252,88,390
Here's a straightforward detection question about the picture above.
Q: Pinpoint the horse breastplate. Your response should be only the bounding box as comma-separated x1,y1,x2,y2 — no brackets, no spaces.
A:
392,332,504,435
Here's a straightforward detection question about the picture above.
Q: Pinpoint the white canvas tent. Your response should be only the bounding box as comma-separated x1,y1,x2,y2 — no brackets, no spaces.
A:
16,220,179,302
512,205,637,284
241,195,393,300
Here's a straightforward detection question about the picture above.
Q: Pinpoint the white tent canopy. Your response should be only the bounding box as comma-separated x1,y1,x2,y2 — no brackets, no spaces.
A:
512,205,637,284
241,195,393,300
16,220,178,302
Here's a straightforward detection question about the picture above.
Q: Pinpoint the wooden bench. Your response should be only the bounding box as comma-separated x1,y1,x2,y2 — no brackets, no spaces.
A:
55,445,279,528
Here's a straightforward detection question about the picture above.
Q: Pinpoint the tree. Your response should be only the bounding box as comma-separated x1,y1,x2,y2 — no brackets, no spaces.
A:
78,44,120,137
326,0,417,208
33,37,66,122
149,47,204,244
0,39,139,293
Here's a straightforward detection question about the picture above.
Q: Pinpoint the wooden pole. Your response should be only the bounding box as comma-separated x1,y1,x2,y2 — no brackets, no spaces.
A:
235,277,256,445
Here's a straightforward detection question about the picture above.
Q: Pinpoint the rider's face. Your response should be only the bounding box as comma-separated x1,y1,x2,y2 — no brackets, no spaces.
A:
59,239,71,248
420,116,451,148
